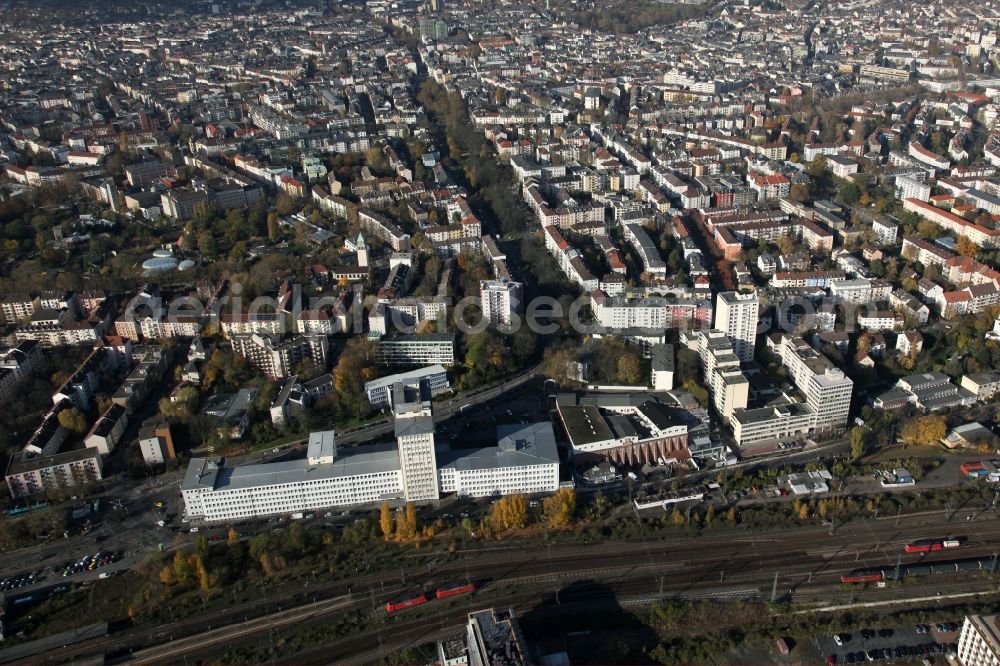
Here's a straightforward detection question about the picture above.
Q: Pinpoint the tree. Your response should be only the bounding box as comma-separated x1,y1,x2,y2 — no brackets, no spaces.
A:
379,501,394,540
839,181,861,205
58,408,88,434
789,182,810,203
775,233,796,256
488,494,528,533
275,193,297,215
900,415,947,446
172,550,193,584
543,488,576,528
849,427,866,460
194,554,211,592
617,353,642,385
266,212,280,241
956,235,978,258
806,155,827,178
406,503,418,537
228,527,239,545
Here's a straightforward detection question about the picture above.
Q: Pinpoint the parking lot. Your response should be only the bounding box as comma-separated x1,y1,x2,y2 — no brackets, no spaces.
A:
817,622,961,664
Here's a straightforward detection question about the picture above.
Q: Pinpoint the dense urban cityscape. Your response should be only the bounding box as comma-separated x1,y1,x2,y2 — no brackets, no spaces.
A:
3,0,1000,662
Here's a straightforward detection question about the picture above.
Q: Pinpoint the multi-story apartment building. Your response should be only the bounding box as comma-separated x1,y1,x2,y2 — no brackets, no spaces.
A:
0,294,36,323
775,335,853,432
5,448,104,499
591,292,712,331
698,330,749,422
230,333,328,380
84,403,129,455
480,279,522,328
138,418,176,466
375,334,455,366
220,312,287,338
0,340,40,402
359,208,411,251
829,278,893,304
714,291,759,363
731,401,816,447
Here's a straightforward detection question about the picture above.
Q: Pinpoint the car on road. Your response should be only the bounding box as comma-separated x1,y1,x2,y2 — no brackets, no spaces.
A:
834,634,848,646
153,501,165,508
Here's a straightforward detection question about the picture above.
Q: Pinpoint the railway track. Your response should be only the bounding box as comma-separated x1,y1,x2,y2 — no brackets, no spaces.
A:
26,511,1000,664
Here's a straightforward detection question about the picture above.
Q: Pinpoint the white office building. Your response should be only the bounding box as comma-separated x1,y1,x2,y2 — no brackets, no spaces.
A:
438,423,560,498
181,432,406,522
958,614,1000,666
393,390,440,503
364,365,450,408
714,291,759,362
181,420,562,521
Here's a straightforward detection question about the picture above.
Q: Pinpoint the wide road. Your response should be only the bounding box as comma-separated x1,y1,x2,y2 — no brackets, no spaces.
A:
30,505,1000,664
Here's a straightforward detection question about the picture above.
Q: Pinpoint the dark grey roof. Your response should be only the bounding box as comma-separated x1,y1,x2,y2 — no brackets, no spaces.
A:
438,422,559,471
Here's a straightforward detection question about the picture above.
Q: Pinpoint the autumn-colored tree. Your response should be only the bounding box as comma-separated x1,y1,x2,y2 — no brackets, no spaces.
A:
489,494,528,533
57,408,89,434
260,552,275,577
956,235,979,258
406,503,418,536
172,550,193,584
900,415,947,446
617,354,642,385
394,503,418,540
194,554,211,592
775,233,796,256
379,501,394,540
543,488,576,528
227,527,239,545
849,427,866,460
159,565,173,585
795,500,810,521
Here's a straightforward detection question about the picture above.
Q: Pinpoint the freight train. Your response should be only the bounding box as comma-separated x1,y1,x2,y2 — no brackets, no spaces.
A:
841,555,998,583
384,582,476,613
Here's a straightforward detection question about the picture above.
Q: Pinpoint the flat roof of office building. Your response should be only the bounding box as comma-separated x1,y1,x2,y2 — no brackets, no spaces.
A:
181,442,401,493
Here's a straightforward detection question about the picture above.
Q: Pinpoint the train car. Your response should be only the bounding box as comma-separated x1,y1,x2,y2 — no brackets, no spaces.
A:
841,569,884,583
904,539,945,553
435,582,476,599
385,592,428,613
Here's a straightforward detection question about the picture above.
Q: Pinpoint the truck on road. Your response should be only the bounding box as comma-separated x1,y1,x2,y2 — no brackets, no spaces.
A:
290,512,304,520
